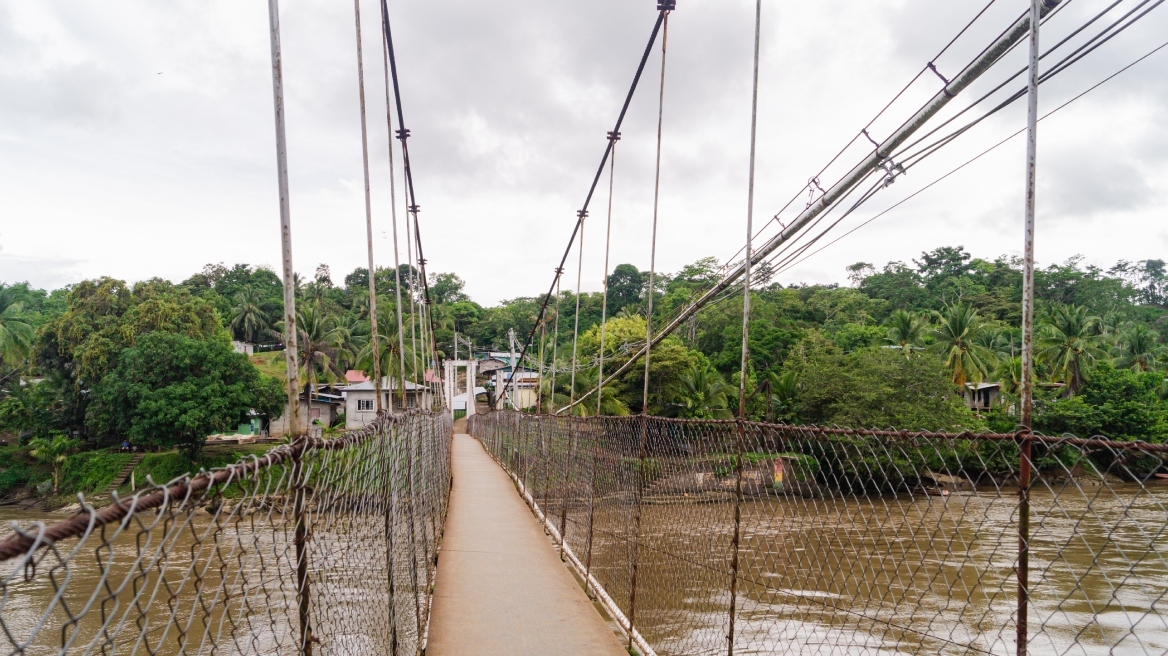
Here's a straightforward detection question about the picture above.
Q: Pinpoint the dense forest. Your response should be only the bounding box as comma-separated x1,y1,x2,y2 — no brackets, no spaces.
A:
2,246,1167,468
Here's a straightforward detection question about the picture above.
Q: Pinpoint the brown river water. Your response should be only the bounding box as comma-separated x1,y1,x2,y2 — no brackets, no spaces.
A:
3,482,1167,655
570,482,1168,656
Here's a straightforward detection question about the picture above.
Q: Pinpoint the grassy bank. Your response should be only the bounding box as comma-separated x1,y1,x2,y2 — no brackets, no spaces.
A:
1,441,282,508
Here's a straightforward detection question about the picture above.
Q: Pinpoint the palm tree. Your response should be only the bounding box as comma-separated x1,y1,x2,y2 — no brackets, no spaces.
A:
929,303,996,386
766,370,800,422
993,355,1024,396
230,286,272,344
884,309,927,358
567,367,630,417
1037,304,1106,394
281,304,346,387
1114,323,1165,372
668,362,733,419
29,433,81,493
0,285,34,368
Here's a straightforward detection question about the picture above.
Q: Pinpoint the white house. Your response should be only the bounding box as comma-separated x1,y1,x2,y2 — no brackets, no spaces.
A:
343,378,433,429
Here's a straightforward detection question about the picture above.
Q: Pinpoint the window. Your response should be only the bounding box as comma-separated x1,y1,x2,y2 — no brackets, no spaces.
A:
358,399,374,412
310,407,321,419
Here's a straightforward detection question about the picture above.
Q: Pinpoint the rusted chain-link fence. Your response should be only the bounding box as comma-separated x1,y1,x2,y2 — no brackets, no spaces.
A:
0,410,452,656
469,410,1168,656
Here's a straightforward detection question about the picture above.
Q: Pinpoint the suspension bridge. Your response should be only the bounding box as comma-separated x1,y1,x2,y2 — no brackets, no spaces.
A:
3,0,1168,655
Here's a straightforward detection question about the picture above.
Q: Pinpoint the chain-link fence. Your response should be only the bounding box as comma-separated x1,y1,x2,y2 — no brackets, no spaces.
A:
469,410,1168,656
0,410,452,656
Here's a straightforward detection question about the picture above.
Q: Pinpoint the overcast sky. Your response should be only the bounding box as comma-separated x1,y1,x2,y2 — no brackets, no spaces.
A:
2,0,1165,305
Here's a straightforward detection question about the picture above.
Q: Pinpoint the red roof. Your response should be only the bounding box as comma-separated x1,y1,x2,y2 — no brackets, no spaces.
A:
345,370,370,383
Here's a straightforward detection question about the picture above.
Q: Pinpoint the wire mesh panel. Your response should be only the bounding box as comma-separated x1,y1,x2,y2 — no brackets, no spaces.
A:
469,411,1168,656
0,410,452,656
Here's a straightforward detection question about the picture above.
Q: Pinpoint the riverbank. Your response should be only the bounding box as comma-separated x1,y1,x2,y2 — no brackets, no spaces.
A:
0,441,278,511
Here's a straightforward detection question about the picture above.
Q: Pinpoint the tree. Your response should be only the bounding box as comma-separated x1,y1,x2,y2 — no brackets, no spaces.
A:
667,361,733,419
289,304,346,386
0,285,34,368
606,264,644,313
789,339,978,430
884,309,927,358
429,272,469,304
36,278,224,435
1038,363,1168,442
929,303,996,385
28,433,81,493
1114,323,1164,372
230,286,274,343
87,333,278,458
765,370,801,422
1037,304,1106,394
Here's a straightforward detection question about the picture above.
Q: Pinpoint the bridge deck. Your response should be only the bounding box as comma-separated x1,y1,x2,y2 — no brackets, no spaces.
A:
427,434,627,656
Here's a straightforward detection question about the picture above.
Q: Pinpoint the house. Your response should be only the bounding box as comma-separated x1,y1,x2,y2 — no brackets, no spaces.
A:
492,370,539,410
269,386,344,437
963,382,1001,412
343,378,434,429
231,341,255,356
344,369,370,384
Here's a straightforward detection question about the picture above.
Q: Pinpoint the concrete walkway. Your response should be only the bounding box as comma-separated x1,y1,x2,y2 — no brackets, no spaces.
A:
427,434,627,656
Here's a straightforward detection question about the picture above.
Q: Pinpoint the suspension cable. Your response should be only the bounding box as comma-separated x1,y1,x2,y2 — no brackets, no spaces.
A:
569,215,586,411
641,9,671,417
559,0,1067,415
596,132,619,418
378,0,409,411
499,11,667,410
352,0,383,412
775,33,1168,275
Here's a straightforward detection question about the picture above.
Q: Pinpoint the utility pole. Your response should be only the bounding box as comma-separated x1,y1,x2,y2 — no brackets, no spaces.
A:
267,0,300,439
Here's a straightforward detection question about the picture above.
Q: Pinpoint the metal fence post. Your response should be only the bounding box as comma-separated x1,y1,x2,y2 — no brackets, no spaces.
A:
628,413,649,653
728,420,746,656
292,443,313,656
584,421,600,596
558,424,578,556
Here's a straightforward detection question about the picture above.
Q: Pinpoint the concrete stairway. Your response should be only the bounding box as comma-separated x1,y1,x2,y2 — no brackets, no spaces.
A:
102,454,145,498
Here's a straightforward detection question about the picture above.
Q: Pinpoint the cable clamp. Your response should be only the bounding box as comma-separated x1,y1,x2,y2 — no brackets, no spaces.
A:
861,129,884,158
554,267,565,276
607,131,622,142
926,61,950,85
395,128,411,141
879,160,906,188
805,177,825,208
409,204,421,214
657,0,676,11
577,209,588,220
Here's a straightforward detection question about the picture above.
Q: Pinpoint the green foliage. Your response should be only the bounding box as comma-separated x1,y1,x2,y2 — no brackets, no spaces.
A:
787,337,980,431
87,333,274,458
59,450,134,494
1037,363,1168,442
667,361,733,419
28,432,82,492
